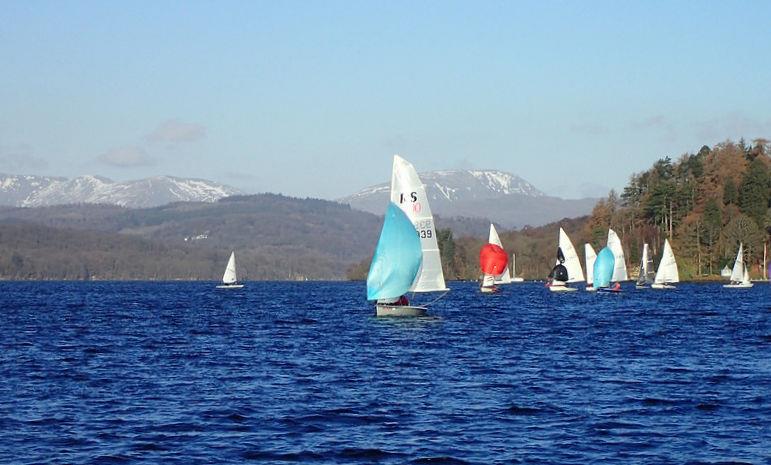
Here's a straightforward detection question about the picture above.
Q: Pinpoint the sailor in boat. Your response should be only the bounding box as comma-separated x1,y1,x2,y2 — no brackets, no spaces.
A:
546,248,569,288
377,295,410,307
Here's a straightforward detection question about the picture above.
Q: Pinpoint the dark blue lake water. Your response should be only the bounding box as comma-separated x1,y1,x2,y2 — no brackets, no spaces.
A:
1,281,769,464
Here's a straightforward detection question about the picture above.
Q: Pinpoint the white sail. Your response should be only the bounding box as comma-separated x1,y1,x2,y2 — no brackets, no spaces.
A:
637,243,655,285
654,239,679,284
584,243,597,286
607,228,629,281
557,228,584,283
730,243,744,282
391,155,448,293
222,251,238,284
742,267,750,284
482,274,496,287
489,224,511,284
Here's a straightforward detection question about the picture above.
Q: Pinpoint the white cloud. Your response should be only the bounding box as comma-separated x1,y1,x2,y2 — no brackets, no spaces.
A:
146,119,206,144
97,146,154,168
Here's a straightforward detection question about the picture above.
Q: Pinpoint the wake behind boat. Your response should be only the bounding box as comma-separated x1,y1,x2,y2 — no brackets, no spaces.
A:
216,251,244,289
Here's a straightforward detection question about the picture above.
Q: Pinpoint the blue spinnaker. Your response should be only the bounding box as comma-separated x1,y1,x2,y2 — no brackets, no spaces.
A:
593,247,615,288
367,202,423,301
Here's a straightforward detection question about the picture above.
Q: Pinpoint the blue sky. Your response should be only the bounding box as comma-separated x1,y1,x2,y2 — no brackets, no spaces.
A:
1,1,770,199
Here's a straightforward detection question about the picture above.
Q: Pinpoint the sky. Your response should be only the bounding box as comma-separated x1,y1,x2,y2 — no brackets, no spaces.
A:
1,1,770,199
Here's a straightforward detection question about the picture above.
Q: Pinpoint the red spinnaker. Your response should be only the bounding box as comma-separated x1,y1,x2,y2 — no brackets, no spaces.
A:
479,243,509,276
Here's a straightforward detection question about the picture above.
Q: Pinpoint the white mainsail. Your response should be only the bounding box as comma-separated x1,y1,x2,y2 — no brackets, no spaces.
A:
391,155,448,293
222,251,238,284
730,243,745,283
489,224,512,284
607,228,629,281
557,228,584,283
637,243,655,285
585,243,597,286
654,239,679,284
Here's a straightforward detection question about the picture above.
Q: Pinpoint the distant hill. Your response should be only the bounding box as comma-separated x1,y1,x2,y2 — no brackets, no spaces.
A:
0,194,386,280
0,174,241,208
339,169,598,228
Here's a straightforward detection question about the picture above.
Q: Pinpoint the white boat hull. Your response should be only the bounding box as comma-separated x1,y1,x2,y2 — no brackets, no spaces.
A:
216,284,244,289
651,283,676,289
549,285,578,292
376,305,428,317
510,277,525,282
585,286,596,292
480,286,498,294
723,283,753,288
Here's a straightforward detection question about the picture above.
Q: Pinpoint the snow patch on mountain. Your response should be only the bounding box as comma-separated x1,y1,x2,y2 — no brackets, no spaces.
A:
0,174,242,208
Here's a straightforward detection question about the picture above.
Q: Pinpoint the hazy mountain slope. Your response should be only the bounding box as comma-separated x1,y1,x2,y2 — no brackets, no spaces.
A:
340,169,598,228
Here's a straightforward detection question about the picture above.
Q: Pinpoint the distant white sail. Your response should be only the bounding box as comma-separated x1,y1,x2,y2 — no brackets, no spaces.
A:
585,243,597,286
222,251,238,284
607,229,629,281
730,243,745,283
489,224,512,284
391,155,448,293
558,228,584,283
654,239,679,284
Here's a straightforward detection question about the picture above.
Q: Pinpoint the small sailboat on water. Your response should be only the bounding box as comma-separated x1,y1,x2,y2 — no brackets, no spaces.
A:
585,243,597,292
635,243,655,289
594,246,620,293
723,243,753,288
488,224,512,285
510,253,525,282
479,242,508,293
546,228,584,292
651,239,679,289
216,251,244,289
367,155,449,317
606,228,628,290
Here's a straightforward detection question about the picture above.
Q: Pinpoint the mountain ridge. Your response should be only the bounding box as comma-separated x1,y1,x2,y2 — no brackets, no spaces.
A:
340,168,598,228
0,173,241,208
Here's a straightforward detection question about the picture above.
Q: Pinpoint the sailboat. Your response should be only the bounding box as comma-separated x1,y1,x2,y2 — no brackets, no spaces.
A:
216,251,244,289
723,243,753,288
593,247,618,292
367,155,449,316
510,253,525,282
585,243,597,291
635,243,655,289
607,228,628,289
480,243,508,293
488,224,512,285
651,239,679,289
546,228,584,292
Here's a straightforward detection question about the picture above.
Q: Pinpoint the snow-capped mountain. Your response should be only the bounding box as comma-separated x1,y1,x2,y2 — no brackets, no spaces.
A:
339,169,599,228
0,174,242,208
